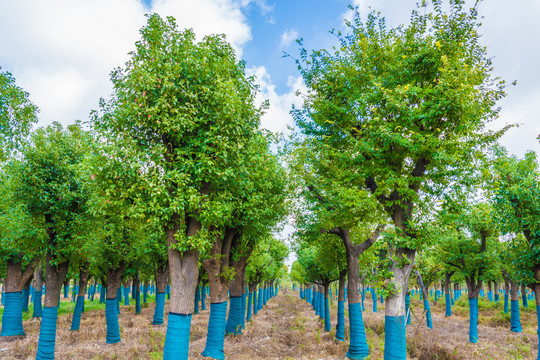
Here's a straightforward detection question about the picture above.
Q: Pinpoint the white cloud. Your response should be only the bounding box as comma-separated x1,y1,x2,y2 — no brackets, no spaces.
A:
247,66,305,135
280,29,298,48
0,0,252,127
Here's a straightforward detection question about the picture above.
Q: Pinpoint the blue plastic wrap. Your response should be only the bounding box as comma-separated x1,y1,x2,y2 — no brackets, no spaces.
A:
346,302,370,359
201,286,206,310
194,286,200,314
124,286,130,306
384,315,406,359
202,301,227,360
336,300,345,341
116,288,121,314
241,293,246,329
488,291,493,302
152,292,166,325
33,290,43,318
445,293,451,317
405,293,411,325
372,291,377,313
314,290,320,315
324,295,331,331
469,297,478,343
35,306,59,359
263,287,268,305
70,296,85,330
380,294,384,304
163,312,192,360
247,291,253,321
495,293,500,302
361,289,365,312
100,286,106,304
257,288,263,311
536,306,540,360
253,290,258,315
21,288,30,312
510,300,522,332
143,285,148,304
0,291,25,336
106,299,121,343
63,284,69,298
167,285,170,300
504,291,509,314
319,290,325,320
423,299,432,329
225,296,243,335
522,292,528,308
135,286,141,314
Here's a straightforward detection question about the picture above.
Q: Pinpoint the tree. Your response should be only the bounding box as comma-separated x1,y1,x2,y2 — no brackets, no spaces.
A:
291,1,508,357
95,14,264,359
435,202,501,343
0,68,39,161
0,166,44,336
489,147,540,347
15,123,92,359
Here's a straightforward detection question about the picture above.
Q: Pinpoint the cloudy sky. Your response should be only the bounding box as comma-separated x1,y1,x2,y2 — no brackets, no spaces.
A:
2,0,539,265
1,0,538,153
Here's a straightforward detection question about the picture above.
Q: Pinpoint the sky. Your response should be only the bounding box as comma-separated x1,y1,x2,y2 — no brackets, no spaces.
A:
2,0,539,267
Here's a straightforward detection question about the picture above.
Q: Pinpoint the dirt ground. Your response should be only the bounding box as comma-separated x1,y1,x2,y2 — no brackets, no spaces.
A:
0,290,538,359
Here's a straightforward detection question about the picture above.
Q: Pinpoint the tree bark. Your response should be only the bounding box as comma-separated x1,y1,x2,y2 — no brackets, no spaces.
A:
43,251,69,308
34,265,44,291
444,272,454,294
155,263,170,293
203,228,238,303
385,247,415,317
106,264,125,300
510,280,519,301
78,268,89,297
338,269,347,302
5,258,38,293
229,254,249,298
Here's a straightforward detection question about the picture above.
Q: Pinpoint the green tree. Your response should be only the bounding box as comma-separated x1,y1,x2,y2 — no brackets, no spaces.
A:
489,147,540,344
15,122,92,358
291,1,508,356
0,69,39,161
95,14,265,358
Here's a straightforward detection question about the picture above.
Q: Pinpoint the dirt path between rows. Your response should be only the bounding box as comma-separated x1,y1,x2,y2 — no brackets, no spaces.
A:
0,290,538,359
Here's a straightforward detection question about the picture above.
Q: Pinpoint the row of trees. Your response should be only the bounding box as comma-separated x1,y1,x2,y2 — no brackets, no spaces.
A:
285,1,538,359
0,13,290,360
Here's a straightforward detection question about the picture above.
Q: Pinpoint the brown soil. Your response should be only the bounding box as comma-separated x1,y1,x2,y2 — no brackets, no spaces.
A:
0,290,538,359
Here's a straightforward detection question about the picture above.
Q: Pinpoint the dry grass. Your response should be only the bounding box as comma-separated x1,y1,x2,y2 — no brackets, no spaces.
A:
0,291,538,359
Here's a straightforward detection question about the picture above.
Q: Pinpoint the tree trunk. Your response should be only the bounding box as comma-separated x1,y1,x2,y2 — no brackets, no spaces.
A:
510,280,519,301
5,259,37,293
106,266,124,300
167,226,199,314
78,269,89,297
203,228,237,303
43,252,69,308
385,247,415,317
155,264,170,294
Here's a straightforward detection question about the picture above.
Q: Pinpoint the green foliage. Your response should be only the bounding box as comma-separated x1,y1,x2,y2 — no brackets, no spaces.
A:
489,147,540,286
290,0,508,248
94,14,265,255
13,122,93,266
0,69,39,161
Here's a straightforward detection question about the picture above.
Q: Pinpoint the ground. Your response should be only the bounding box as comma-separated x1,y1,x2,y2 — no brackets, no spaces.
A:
0,289,538,359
